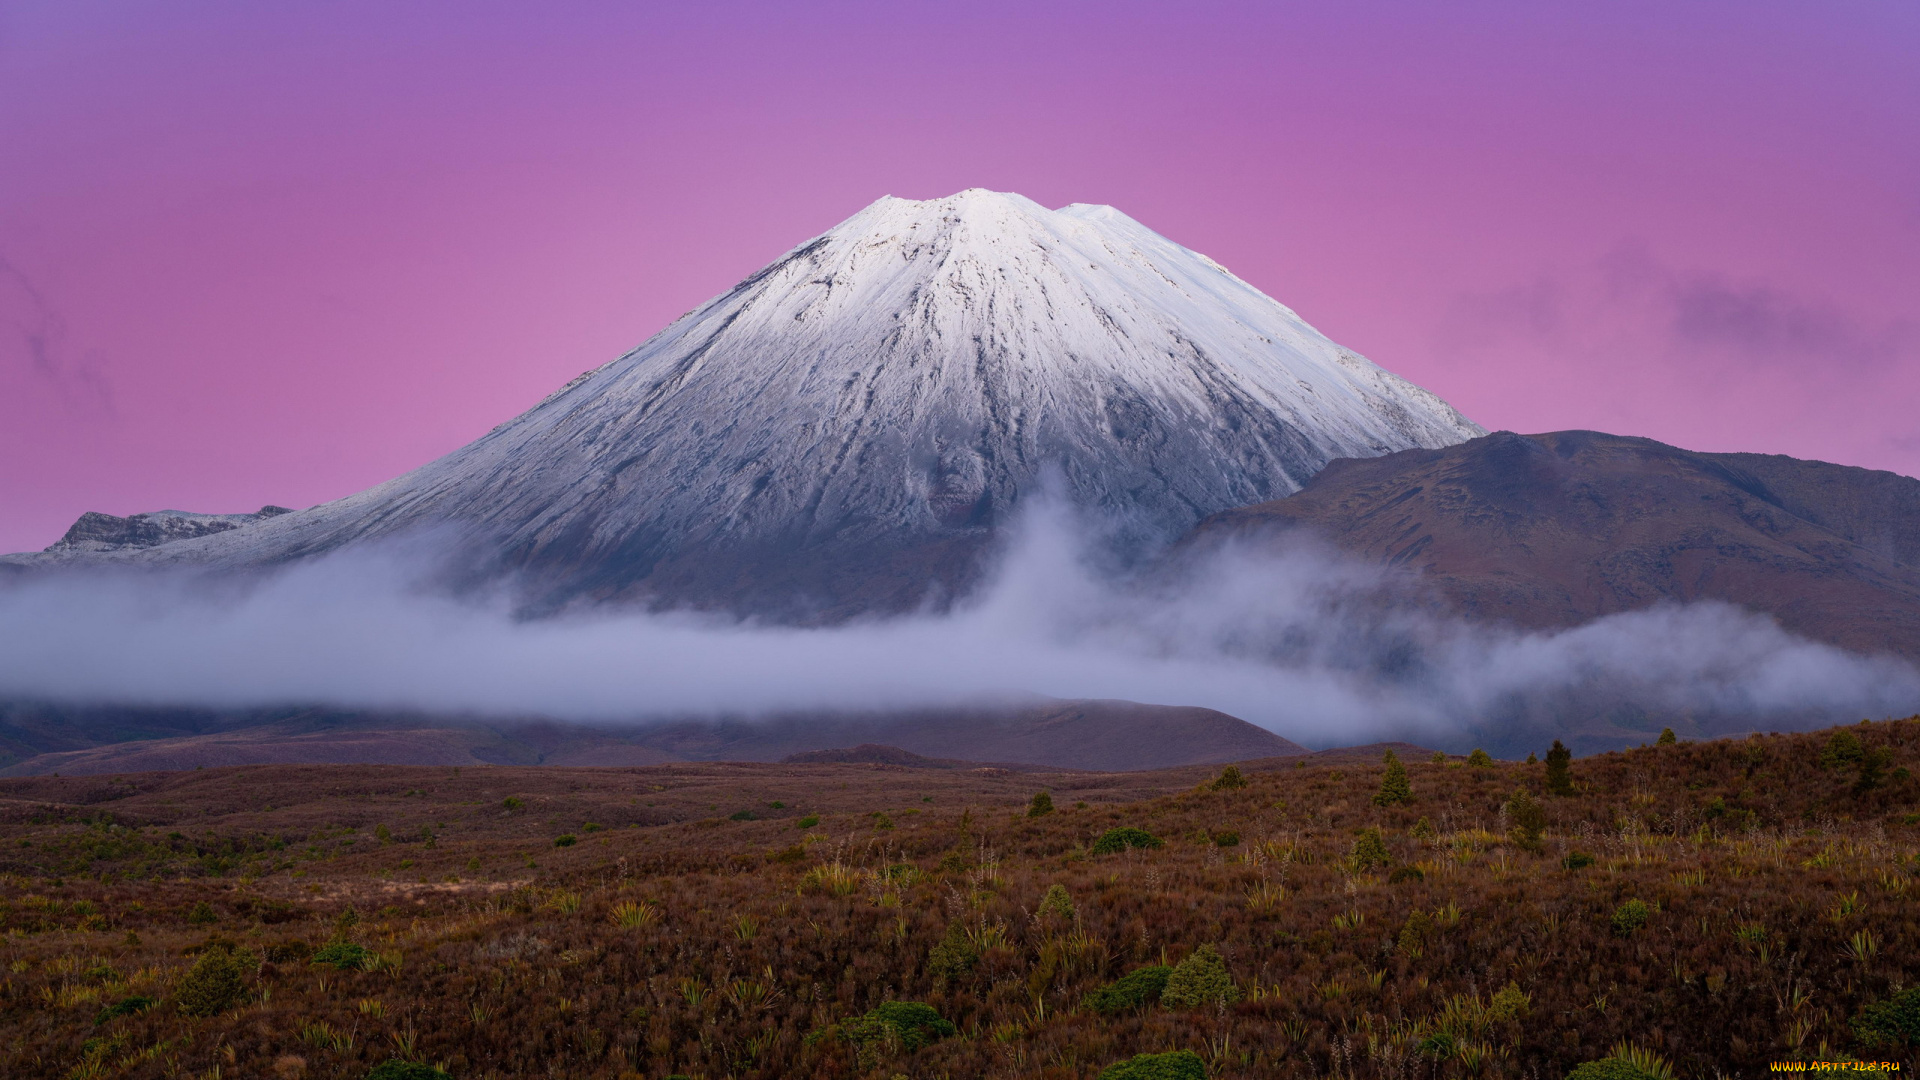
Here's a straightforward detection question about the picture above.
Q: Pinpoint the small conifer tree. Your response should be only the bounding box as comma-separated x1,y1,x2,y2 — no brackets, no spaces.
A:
1350,827,1392,870
1160,944,1238,1008
1467,748,1494,768
1506,789,1547,853
175,947,246,1017
1027,791,1054,818
1038,883,1075,921
1430,750,1446,764
1525,752,1538,764
1210,764,1248,791
927,921,980,982
1545,740,1574,796
1372,749,1412,806
1656,727,1677,746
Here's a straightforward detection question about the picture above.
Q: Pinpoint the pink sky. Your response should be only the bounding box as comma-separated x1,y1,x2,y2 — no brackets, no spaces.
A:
2,1,1916,553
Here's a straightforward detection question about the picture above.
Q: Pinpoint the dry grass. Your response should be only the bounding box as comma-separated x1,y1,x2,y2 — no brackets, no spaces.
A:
2,720,1919,1077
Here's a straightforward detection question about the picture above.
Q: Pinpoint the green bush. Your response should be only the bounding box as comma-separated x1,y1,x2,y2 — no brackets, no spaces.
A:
843,1001,956,1052
1822,730,1866,770
1563,851,1596,869
1854,986,1920,1047
367,1061,452,1080
186,901,217,925
1467,748,1494,768
1212,830,1240,847
728,809,757,821
1161,944,1238,1008
1038,883,1075,920
1611,899,1651,936
553,833,577,847
94,995,155,1024
1081,965,1171,1014
1209,765,1248,791
1565,1061,1663,1080
1349,827,1391,871
1028,791,1055,817
1097,1049,1207,1079
797,814,820,828
175,948,246,1017
311,941,371,970
1092,827,1163,855
927,921,979,981
1655,727,1677,746
1507,789,1547,852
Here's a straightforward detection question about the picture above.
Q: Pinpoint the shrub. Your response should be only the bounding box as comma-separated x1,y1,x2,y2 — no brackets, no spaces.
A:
1506,789,1546,852
1566,1060,1665,1080
1373,749,1412,806
1210,765,1248,791
1854,986,1920,1047
1388,865,1423,883
1546,739,1574,795
610,900,658,929
1563,851,1596,870
1161,944,1238,1008
1397,910,1431,956
1467,748,1494,768
1212,830,1240,847
797,814,820,828
1488,980,1531,1021
176,948,247,1017
927,921,979,981
1567,1044,1675,1080
1410,816,1436,840
1028,791,1055,818
1082,965,1171,1013
553,834,577,847
1611,899,1651,936
95,995,155,1024
1098,1049,1207,1080
729,809,757,821
501,796,523,812
1092,828,1163,855
186,901,217,925
1655,727,1677,746
1038,883,1075,920
1349,827,1391,871
312,941,371,970
1822,730,1866,770
367,1061,452,1080
842,1001,956,1053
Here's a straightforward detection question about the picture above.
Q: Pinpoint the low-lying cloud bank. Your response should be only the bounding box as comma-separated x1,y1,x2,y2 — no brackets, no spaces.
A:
1,500,1916,750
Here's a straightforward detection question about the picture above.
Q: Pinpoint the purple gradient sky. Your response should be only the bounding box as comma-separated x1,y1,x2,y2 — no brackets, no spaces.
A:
3,1,1916,553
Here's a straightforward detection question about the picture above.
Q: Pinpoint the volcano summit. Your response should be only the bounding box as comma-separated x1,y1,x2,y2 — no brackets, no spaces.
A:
11,190,1482,616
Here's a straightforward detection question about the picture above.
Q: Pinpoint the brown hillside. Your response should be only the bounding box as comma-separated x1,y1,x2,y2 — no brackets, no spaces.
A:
1189,429,1920,658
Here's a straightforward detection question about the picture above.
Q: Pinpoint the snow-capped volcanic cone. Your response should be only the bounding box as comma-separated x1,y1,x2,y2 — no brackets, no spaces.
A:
14,190,1483,616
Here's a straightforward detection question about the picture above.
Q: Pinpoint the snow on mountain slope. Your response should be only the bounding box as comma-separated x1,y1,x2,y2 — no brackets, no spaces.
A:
14,190,1483,615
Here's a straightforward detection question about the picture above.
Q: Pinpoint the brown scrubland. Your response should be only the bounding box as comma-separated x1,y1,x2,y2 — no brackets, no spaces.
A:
3,720,1920,1079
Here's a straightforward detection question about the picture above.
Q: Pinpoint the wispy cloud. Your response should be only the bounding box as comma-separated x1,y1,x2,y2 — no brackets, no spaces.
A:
0,253,114,415
1,499,1913,754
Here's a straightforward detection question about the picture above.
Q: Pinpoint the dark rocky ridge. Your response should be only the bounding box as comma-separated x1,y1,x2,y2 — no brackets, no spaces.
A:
1187,429,1920,660
46,505,292,553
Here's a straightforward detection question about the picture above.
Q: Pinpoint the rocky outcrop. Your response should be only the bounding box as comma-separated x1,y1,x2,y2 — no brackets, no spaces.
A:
45,506,292,553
